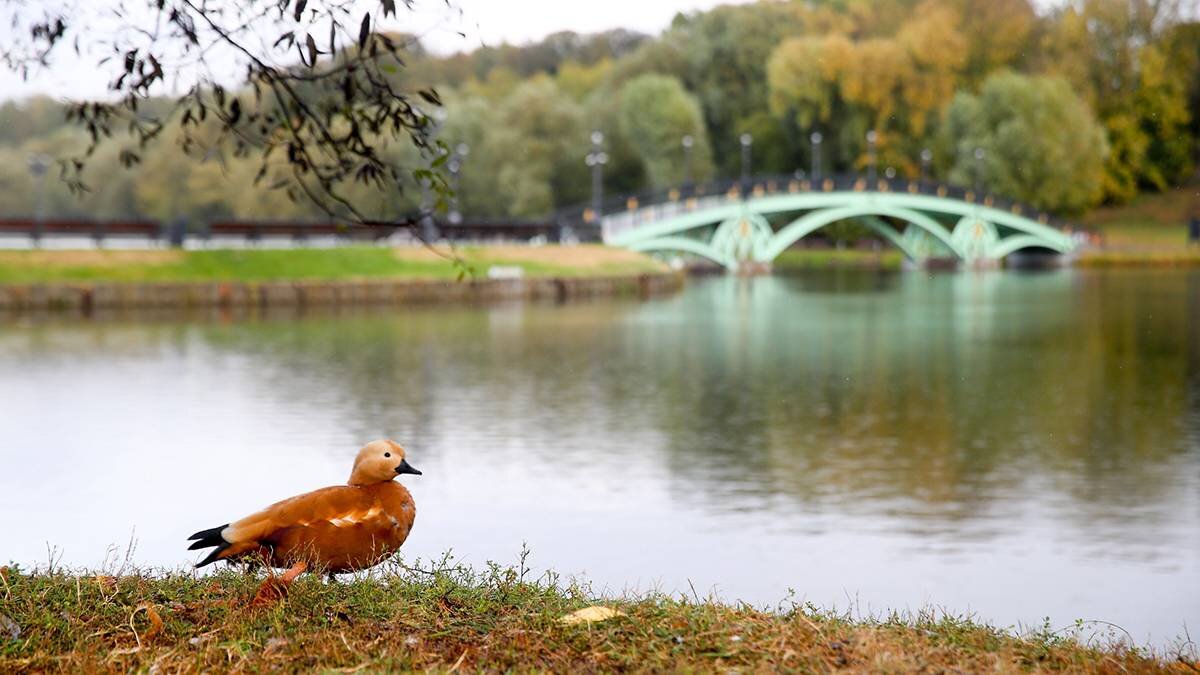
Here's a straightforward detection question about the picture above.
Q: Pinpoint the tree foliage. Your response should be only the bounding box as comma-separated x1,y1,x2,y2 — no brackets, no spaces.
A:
617,75,712,188
1038,0,1195,201
938,72,1108,214
2,0,448,233
0,0,1195,224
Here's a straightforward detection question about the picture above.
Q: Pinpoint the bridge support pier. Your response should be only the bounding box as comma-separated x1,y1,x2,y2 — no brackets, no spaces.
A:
735,261,772,276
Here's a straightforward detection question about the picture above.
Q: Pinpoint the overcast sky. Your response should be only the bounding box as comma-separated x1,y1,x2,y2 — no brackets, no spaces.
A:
0,0,750,103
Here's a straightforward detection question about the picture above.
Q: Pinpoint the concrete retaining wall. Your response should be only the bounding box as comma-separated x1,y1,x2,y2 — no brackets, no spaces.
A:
0,273,684,312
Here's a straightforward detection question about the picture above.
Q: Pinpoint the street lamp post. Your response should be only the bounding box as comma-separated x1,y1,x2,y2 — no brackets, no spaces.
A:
920,148,932,184
585,131,608,222
448,142,468,225
810,131,822,182
739,133,753,191
681,134,694,190
26,154,49,246
973,147,986,195
866,130,878,184
417,107,448,244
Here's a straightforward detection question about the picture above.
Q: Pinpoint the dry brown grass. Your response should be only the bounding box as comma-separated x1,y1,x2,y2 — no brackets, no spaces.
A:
393,244,662,269
0,249,184,268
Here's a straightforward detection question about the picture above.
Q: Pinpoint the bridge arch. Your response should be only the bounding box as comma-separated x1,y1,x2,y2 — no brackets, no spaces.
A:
988,234,1072,259
760,204,964,261
599,181,1076,269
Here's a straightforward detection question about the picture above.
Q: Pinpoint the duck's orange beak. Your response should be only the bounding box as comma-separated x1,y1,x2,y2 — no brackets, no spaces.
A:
395,459,422,476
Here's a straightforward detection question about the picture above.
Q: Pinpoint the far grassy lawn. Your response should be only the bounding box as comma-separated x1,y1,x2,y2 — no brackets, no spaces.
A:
1077,184,1200,265
0,245,667,285
773,248,904,271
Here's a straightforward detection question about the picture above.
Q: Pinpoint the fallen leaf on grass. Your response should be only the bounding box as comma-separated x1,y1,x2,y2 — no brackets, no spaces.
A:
559,606,625,625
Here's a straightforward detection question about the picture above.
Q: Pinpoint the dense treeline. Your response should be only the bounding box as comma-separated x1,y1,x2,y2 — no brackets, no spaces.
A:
0,0,1195,224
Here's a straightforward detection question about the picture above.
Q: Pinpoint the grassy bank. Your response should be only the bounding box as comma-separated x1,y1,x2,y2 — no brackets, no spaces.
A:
1081,184,1194,243
0,245,666,285
773,248,905,271
1077,185,1200,266
1074,248,1200,267
0,562,1185,673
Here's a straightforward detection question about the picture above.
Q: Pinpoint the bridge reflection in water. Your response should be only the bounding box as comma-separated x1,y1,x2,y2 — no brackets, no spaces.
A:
574,175,1082,270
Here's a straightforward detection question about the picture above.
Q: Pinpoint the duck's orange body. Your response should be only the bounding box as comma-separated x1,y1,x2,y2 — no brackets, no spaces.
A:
189,440,420,574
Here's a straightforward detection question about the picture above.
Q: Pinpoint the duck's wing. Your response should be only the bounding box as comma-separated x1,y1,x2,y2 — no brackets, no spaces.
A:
189,485,362,568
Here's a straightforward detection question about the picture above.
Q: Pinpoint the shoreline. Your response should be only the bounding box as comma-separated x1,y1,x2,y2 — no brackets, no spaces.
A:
2,247,1198,313
0,273,685,312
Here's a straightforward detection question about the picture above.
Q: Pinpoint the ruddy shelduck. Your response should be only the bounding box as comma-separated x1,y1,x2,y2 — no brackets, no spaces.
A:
187,440,421,588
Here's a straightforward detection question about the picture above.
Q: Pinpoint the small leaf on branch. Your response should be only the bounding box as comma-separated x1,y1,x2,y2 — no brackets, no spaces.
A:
305,34,318,68
358,13,370,50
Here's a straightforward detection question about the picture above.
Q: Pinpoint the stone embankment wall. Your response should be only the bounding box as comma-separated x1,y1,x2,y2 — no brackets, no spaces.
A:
0,273,684,312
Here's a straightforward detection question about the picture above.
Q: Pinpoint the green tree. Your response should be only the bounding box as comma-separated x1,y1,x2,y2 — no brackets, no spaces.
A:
661,3,807,175
487,78,588,216
617,74,713,188
937,71,1108,214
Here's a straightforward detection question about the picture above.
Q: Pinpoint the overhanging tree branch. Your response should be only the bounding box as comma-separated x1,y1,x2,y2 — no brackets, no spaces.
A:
2,0,462,267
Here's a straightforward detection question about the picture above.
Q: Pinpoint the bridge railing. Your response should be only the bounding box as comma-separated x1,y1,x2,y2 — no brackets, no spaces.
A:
0,216,573,248
555,173,1077,241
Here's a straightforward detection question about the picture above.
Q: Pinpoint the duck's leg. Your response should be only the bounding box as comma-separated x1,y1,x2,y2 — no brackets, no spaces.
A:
250,561,308,608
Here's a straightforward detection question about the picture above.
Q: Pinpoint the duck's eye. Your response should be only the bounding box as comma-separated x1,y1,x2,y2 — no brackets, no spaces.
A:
384,452,391,458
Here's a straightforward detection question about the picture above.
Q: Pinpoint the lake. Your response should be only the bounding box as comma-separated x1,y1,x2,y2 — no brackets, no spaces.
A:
1,268,1197,647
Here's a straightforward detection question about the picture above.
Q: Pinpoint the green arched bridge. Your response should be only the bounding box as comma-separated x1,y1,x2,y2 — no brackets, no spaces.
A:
571,176,1080,270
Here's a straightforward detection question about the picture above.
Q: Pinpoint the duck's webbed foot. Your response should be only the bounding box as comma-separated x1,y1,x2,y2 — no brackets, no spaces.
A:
250,561,308,608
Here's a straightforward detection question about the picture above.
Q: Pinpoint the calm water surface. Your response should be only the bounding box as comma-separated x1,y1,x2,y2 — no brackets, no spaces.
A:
2,269,1198,646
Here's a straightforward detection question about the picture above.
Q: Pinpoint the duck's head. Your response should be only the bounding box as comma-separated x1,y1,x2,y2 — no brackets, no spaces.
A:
348,439,422,486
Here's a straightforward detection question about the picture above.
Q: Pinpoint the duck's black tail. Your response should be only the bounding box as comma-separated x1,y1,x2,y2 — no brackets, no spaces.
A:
187,524,230,568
